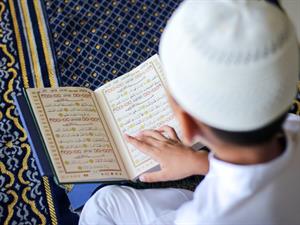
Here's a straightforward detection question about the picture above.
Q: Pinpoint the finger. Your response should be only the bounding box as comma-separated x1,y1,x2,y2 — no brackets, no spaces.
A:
124,134,151,150
138,129,166,141
158,125,180,141
136,135,164,148
124,134,160,160
139,170,169,183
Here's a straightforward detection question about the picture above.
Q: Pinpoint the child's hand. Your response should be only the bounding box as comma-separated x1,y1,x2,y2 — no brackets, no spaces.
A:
124,125,209,183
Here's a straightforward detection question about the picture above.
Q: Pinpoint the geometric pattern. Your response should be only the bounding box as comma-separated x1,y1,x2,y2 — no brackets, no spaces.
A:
45,0,182,90
0,0,77,224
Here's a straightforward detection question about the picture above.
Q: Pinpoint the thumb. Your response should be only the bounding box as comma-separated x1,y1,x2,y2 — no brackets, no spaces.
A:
139,170,169,183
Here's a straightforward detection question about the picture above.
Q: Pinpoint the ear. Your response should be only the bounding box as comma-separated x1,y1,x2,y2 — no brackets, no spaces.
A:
177,110,204,145
167,94,204,144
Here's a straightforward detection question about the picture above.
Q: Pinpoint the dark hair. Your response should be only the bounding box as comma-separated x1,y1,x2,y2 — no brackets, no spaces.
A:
266,0,282,10
209,112,288,146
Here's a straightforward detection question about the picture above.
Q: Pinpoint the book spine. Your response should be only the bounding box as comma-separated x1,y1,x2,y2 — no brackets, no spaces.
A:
14,92,53,176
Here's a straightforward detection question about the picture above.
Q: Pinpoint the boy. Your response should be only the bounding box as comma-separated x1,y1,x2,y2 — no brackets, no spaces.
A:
80,0,300,224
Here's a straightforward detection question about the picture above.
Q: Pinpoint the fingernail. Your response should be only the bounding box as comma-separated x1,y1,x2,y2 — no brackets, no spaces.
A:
136,132,143,137
124,134,131,139
139,175,145,182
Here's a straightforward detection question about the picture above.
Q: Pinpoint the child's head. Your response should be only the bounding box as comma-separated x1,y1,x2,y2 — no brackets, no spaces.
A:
160,0,299,146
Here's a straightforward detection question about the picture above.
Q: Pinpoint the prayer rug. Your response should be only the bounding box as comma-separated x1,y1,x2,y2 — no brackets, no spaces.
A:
0,0,78,224
1,0,299,224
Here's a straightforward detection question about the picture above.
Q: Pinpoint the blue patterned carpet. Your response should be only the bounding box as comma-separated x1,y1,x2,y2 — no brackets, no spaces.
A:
0,0,80,224
45,0,181,90
0,0,299,224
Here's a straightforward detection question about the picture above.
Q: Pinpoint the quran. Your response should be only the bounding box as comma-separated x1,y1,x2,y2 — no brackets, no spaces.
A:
15,55,181,184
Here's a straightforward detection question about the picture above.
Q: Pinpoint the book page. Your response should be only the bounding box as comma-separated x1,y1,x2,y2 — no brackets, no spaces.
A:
95,55,181,179
26,87,127,183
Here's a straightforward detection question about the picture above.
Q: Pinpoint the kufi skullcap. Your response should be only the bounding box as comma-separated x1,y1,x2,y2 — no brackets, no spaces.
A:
160,0,299,131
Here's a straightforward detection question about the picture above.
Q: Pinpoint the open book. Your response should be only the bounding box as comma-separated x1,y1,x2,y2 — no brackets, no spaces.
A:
16,55,182,184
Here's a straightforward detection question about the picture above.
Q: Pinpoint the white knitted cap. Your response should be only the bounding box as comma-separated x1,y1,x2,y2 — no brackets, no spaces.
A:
159,0,299,131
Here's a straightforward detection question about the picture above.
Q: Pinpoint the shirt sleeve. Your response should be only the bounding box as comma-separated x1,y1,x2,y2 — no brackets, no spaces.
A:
284,113,300,133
